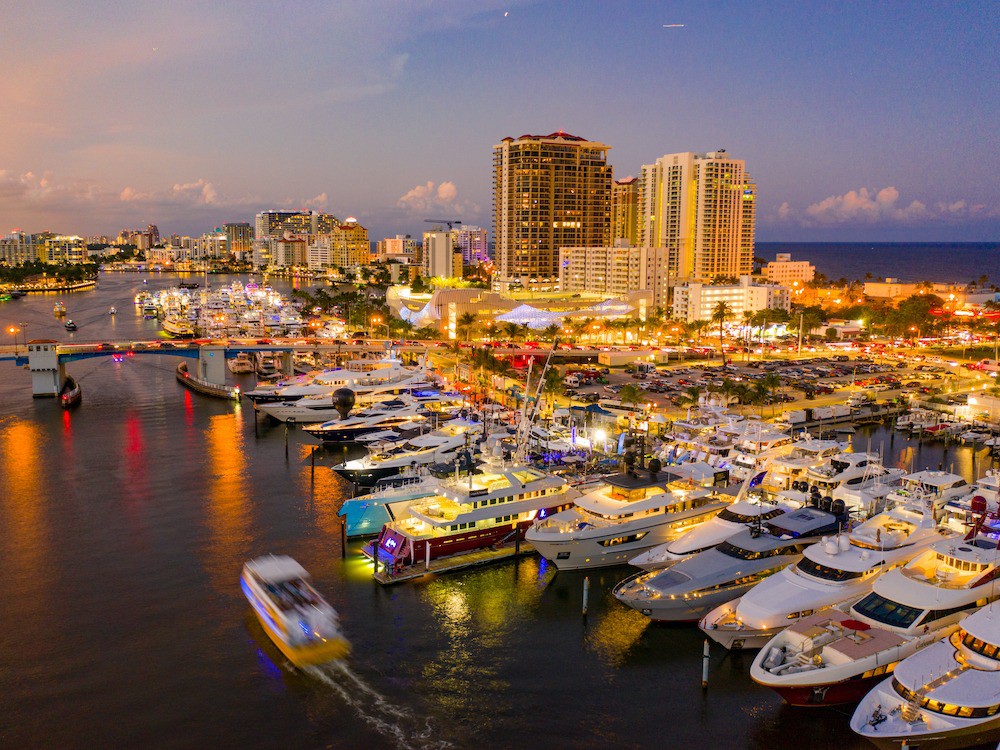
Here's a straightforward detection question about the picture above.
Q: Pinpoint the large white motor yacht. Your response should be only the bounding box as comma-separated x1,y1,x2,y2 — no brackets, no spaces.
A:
700,496,950,650
301,399,428,443
750,529,1000,706
851,604,1000,749
526,460,732,571
614,502,851,622
765,438,849,492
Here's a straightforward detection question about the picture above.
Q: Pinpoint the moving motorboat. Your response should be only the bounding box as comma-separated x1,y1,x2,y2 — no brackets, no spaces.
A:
700,496,949,650
64,319,77,331
750,524,1000,706
613,502,850,622
240,555,349,666
59,376,82,409
851,604,1000,749
108,306,117,315
526,458,733,571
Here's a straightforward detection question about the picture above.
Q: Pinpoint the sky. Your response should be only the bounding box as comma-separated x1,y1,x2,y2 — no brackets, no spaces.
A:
1,0,998,243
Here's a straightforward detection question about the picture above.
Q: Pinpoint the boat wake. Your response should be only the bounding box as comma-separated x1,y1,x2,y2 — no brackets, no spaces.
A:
304,660,452,749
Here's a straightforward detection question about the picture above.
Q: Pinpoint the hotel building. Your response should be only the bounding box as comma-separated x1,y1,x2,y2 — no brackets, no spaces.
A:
671,276,790,324
493,131,612,290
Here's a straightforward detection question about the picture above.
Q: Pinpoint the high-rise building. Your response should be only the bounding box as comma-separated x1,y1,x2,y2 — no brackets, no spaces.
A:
671,276,789,324
224,223,252,260
451,225,489,264
559,245,676,309
254,210,340,239
611,177,640,246
377,234,418,263
637,151,756,280
422,230,460,279
493,131,612,290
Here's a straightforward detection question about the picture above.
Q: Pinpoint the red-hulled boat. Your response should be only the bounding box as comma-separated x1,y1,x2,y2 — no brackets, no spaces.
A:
59,376,82,409
363,460,577,568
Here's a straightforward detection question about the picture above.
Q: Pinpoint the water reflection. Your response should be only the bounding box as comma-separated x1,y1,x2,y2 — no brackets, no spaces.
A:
202,411,252,592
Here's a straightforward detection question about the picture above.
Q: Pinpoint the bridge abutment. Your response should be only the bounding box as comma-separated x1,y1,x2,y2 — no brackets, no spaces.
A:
198,346,228,385
28,341,66,397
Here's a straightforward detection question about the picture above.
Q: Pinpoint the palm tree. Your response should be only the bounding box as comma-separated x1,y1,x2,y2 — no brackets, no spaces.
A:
711,301,733,362
541,323,561,342
676,385,703,409
687,319,709,347
456,312,477,343
502,322,521,342
541,367,565,413
618,383,643,408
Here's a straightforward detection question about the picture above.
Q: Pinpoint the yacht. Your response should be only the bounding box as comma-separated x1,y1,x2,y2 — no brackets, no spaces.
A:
364,461,578,568
764,439,849,492
614,502,850,622
64,319,77,331
526,459,733,571
108,306,116,315
258,387,454,424
750,529,1000,706
727,424,795,481
851,605,1000,749
301,399,428,443
162,315,196,338
240,555,349,666
627,490,800,572
941,469,1000,519
227,352,256,374
338,471,445,538
782,451,888,503
700,497,949,650
53,301,66,316
884,470,969,511
333,419,484,486
243,358,430,404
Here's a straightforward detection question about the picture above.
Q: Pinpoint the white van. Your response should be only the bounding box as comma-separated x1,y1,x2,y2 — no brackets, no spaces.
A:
637,362,657,375
564,375,581,388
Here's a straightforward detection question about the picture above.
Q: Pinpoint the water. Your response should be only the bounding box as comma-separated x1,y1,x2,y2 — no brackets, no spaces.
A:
758,242,1000,284
0,273,995,749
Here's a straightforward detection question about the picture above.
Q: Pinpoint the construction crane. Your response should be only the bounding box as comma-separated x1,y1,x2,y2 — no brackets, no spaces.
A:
423,219,462,230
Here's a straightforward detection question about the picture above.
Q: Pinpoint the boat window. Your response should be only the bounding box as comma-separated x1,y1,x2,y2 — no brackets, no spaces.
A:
853,592,924,629
717,541,786,561
921,601,977,625
892,678,1000,718
961,630,1000,661
797,558,865,582
718,507,785,524
598,532,649,547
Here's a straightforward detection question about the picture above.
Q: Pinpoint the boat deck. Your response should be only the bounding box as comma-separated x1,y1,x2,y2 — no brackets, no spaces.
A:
373,542,536,585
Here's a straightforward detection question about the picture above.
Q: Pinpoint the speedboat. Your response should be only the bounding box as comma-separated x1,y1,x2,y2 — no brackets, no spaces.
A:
851,604,1000,749
700,496,949,650
627,491,800,571
526,459,733,571
53,301,66,316
333,418,484,486
240,555,349,666
64,319,77,331
108,306,117,315
364,459,578,569
301,399,427,443
614,502,851,622
750,525,1000,706
59,376,82,409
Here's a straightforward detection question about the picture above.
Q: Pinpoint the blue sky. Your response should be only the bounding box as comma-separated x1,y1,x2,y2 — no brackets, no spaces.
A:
1,0,997,242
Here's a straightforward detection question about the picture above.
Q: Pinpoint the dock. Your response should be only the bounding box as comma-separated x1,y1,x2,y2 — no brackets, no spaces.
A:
372,542,536,585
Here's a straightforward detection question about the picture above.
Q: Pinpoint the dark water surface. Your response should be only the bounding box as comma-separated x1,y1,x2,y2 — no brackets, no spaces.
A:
1,273,993,749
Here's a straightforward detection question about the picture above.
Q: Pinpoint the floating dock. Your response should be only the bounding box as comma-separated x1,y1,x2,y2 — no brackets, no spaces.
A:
372,542,536,585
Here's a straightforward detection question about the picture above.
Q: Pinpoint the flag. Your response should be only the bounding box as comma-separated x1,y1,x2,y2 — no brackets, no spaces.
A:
749,471,767,489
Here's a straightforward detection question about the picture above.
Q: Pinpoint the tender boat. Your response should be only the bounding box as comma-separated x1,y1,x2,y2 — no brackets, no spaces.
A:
64,319,77,331
851,605,1000,749
614,502,850,622
364,458,578,568
108,306,117,315
240,555,349,666
59,376,82,409
700,495,949,650
750,520,1000,706
526,458,733,571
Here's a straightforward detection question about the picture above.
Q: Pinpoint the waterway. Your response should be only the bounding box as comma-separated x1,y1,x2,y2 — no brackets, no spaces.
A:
0,273,995,749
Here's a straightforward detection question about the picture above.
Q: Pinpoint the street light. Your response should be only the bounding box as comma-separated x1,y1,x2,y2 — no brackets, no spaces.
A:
370,315,383,340
8,325,18,355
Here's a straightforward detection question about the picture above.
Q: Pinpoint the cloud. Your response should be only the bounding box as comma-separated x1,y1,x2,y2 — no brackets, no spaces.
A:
396,180,476,216
781,186,1000,227
303,192,329,211
172,179,219,205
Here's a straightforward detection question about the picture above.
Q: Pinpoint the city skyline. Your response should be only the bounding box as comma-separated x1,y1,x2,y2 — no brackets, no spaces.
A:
2,0,998,242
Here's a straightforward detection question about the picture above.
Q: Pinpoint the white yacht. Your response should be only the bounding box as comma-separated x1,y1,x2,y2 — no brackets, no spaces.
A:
338,471,443,539
851,604,1000,749
765,439,849,492
333,419,484,486
244,357,430,404
227,352,255,374
884,470,969,511
727,424,795,481
750,531,1000,706
614,503,851,622
627,491,799,571
526,460,732,571
701,497,949,650
942,469,1000,519
301,399,428,443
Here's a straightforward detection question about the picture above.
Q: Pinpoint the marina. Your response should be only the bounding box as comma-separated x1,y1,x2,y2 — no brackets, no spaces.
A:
4,274,1000,750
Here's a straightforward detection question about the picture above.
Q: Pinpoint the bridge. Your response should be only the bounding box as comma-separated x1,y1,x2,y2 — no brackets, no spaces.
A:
0,338,653,398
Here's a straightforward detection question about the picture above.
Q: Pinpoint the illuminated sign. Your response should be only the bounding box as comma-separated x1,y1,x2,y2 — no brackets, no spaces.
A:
383,537,398,550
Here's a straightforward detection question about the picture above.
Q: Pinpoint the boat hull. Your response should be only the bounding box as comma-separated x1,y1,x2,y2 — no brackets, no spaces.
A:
240,575,349,667
759,672,886,707
703,625,780,651
618,582,757,623
333,464,401,486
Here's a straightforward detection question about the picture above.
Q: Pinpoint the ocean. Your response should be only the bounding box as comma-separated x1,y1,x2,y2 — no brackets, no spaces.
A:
757,242,1000,284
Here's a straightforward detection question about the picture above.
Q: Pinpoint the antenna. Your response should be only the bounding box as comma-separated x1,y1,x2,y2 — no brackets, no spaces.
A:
423,219,463,231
